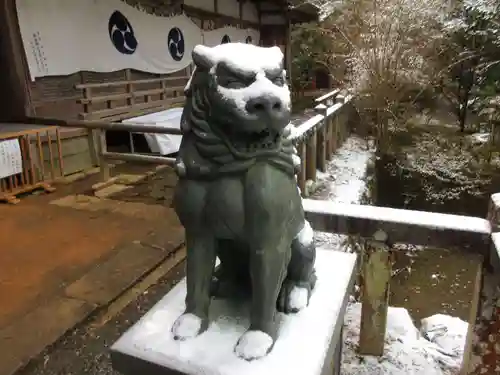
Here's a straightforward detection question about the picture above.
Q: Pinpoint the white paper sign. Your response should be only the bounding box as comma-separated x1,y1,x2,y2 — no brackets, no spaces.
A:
0,139,23,179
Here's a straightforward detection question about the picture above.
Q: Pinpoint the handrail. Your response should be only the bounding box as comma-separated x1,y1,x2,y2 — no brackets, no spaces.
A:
315,88,340,103
303,199,491,251
24,117,182,135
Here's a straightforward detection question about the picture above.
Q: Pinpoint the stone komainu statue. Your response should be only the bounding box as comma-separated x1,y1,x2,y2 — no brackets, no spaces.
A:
171,43,317,361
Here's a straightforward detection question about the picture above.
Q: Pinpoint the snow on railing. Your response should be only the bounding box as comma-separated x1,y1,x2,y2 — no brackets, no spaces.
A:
303,199,491,250
303,194,500,374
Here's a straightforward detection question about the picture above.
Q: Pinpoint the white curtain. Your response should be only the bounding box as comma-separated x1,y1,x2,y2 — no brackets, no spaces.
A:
16,0,202,79
16,0,261,80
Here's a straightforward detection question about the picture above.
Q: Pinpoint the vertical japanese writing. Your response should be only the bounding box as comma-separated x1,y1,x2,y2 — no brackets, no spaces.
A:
30,31,48,74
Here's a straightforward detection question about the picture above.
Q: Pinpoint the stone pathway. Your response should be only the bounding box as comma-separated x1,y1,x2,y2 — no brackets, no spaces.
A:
0,165,184,375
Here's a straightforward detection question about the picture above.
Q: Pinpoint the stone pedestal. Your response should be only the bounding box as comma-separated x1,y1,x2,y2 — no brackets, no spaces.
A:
111,249,357,375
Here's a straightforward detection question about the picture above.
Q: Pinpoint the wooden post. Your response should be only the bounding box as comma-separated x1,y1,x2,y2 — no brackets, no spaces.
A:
318,105,333,162
325,116,333,160
460,259,484,375
359,229,391,356
317,126,327,172
83,86,99,167
331,113,339,153
306,132,317,181
337,107,348,147
297,142,307,197
461,193,500,374
98,129,110,182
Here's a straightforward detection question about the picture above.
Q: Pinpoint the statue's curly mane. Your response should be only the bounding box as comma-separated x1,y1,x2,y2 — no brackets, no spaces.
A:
178,67,296,179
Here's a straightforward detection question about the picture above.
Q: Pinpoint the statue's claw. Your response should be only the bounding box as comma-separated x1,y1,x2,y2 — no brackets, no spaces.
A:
234,330,274,361
172,313,208,340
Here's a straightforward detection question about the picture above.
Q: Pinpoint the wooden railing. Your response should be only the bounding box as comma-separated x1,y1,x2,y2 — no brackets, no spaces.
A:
31,88,497,373
291,89,352,196
303,197,496,374
75,76,189,122
62,88,352,193
0,125,63,203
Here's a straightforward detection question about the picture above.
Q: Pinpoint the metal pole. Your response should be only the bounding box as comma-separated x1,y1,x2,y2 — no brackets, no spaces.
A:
102,152,176,165
23,117,183,135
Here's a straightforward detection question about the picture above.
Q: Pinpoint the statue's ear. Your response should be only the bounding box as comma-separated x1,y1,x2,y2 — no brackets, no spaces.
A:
268,46,284,69
192,45,215,70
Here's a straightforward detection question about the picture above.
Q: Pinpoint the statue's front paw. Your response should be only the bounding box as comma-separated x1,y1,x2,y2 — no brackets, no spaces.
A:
172,313,207,340
234,330,274,361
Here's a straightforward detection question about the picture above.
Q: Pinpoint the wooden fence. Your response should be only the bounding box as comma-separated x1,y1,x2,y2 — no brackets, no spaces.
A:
290,89,352,196
303,197,496,374
76,75,188,122
23,89,498,373
0,125,63,204
42,88,353,194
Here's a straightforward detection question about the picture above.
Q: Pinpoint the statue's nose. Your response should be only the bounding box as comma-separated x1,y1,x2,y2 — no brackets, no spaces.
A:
245,96,283,115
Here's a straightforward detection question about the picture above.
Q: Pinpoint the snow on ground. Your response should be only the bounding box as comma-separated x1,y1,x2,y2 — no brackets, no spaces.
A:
311,135,469,374
311,135,375,251
342,304,467,375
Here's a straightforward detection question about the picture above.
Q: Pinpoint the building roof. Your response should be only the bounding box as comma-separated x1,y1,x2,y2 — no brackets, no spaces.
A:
290,0,339,21
289,1,321,23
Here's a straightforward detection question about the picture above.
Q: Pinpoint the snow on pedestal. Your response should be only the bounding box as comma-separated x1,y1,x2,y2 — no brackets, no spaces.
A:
111,249,357,375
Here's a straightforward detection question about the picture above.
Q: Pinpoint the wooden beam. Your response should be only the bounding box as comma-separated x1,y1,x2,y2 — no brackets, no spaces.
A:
0,0,33,118
303,199,491,252
358,230,391,356
22,116,183,135
183,5,259,29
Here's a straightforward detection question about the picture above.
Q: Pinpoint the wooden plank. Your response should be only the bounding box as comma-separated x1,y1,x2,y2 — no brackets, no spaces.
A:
133,87,185,97
103,152,176,166
78,93,130,104
325,116,333,159
98,129,110,181
0,124,56,140
75,76,190,90
305,131,317,181
315,89,340,103
487,193,500,271
303,199,491,251
359,230,391,356
460,258,483,375
59,150,94,176
316,125,326,172
79,97,185,120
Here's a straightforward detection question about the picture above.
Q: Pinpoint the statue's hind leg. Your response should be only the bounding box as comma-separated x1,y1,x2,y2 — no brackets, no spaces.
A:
277,219,317,314
211,239,251,300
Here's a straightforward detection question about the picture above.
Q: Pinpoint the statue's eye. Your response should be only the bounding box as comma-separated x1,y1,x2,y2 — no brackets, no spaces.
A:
218,76,245,89
272,76,285,86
